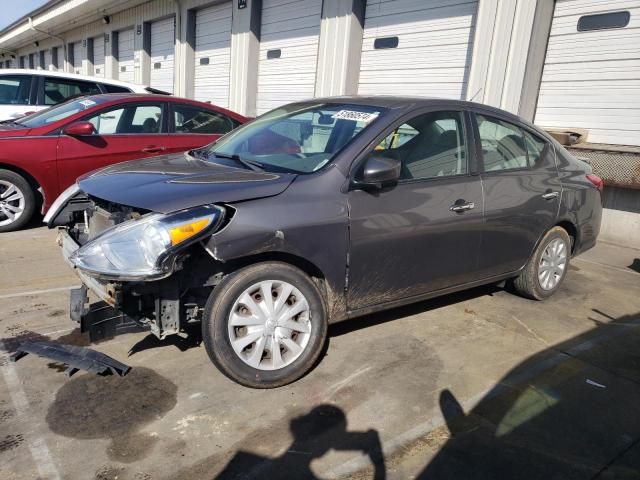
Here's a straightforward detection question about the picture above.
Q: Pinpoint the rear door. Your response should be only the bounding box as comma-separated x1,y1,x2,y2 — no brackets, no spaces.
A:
166,102,238,153
473,112,561,277
347,109,484,310
56,101,169,189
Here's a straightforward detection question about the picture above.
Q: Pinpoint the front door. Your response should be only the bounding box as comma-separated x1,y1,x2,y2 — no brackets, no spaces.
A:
347,110,484,311
473,112,561,277
56,102,169,190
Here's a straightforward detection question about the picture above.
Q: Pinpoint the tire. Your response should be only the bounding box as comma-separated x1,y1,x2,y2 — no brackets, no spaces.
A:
512,226,572,300
202,262,328,388
0,169,36,233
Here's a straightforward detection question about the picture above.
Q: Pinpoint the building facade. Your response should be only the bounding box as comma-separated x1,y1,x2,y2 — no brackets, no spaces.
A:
1,0,639,245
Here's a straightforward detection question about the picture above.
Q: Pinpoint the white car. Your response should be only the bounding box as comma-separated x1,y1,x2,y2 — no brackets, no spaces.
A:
0,69,164,121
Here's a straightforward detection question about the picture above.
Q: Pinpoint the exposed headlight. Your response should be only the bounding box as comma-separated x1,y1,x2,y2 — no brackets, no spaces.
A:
69,205,224,280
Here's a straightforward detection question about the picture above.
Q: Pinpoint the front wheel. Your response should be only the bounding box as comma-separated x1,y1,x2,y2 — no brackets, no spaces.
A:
512,226,571,300
202,262,328,388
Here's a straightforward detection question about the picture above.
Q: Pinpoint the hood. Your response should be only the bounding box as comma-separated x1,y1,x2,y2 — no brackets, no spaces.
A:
78,152,297,213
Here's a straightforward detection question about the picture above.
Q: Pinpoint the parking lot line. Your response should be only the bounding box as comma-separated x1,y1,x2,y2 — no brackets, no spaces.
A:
0,285,78,300
0,340,62,480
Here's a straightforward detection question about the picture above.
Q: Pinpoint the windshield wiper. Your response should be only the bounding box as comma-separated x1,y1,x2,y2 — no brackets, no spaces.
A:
0,119,23,127
211,152,264,172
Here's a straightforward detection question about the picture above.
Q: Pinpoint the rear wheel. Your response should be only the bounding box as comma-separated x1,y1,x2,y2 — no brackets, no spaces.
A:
0,169,36,233
202,262,328,388
512,226,571,300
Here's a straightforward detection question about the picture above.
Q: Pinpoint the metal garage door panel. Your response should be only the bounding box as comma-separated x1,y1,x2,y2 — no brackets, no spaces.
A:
118,28,135,83
256,0,322,115
535,0,640,146
358,0,478,99
72,42,82,74
194,2,232,108
150,17,175,93
93,36,105,77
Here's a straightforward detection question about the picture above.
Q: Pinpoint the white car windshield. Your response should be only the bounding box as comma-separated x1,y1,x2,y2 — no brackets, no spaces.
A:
17,97,108,128
203,103,385,174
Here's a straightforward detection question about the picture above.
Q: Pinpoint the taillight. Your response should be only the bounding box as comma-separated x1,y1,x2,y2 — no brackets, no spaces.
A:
586,174,604,193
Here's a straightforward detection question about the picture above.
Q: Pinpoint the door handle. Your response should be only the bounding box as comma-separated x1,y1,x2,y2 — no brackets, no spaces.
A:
542,191,559,200
141,146,166,153
450,201,475,213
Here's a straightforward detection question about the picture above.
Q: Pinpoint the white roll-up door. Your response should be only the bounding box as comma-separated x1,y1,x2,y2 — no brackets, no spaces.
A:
256,0,322,114
72,42,82,74
194,2,232,107
93,35,105,77
118,28,135,83
358,0,478,99
150,17,175,93
535,0,640,146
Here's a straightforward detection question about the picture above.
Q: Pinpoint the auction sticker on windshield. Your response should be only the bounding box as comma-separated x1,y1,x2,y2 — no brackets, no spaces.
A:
332,110,379,123
79,99,97,108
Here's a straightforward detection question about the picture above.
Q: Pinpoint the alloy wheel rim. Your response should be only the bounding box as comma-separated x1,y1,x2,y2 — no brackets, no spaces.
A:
227,280,312,371
0,180,25,227
538,238,568,291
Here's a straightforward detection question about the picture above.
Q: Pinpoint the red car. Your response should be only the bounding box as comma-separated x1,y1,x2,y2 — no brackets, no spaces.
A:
0,94,247,231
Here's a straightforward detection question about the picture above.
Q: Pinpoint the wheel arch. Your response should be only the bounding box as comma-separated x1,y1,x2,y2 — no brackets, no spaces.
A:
555,219,578,254
0,162,42,200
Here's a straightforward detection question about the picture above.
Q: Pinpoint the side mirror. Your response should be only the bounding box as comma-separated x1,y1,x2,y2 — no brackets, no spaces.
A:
63,121,96,137
353,155,401,190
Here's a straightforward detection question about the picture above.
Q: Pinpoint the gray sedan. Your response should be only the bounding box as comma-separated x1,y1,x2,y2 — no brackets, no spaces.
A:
46,96,603,388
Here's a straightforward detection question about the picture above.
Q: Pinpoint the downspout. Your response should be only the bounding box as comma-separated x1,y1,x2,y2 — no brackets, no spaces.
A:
173,0,182,95
28,16,67,65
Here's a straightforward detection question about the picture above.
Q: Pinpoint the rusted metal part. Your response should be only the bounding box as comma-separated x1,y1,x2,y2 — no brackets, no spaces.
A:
567,147,640,190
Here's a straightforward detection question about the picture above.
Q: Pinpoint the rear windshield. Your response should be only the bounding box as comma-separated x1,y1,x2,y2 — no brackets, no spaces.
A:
17,96,109,128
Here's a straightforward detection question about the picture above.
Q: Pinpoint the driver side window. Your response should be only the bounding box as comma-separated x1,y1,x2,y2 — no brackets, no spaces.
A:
86,104,163,135
375,111,467,181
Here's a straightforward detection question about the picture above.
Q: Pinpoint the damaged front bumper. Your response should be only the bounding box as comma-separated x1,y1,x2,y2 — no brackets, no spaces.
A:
60,230,144,342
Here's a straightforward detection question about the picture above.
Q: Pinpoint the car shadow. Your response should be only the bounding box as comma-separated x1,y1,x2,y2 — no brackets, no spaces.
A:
330,284,502,337
126,284,502,358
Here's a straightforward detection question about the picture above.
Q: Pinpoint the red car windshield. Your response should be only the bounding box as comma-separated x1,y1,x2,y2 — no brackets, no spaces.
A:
17,96,110,128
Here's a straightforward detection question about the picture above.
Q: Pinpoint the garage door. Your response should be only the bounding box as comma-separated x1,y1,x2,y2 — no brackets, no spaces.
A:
194,2,232,107
358,0,478,99
150,17,175,93
71,42,82,74
92,35,105,77
256,0,322,114
117,28,135,83
535,0,640,146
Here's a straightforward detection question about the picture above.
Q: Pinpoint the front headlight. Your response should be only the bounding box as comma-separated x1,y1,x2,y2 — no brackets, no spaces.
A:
69,205,224,280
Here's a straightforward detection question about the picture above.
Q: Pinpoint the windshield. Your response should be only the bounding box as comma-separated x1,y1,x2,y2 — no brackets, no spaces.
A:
205,103,385,173
17,97,108,128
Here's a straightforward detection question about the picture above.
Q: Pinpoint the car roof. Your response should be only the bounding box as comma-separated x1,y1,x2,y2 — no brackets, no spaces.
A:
74,93,248,120
311,95,527,124
0,68,149,91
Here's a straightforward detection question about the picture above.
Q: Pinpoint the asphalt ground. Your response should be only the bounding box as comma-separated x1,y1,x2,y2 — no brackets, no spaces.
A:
1,224,639,480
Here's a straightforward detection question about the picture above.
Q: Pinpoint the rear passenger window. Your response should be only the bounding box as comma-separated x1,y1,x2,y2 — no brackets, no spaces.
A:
477,115,528,172
523,130,549,167
375,111,467,180
0,75,32,105
44,77,101,105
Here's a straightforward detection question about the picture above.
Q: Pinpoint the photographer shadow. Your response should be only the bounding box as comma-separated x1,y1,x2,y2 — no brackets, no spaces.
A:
217,404,386,480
